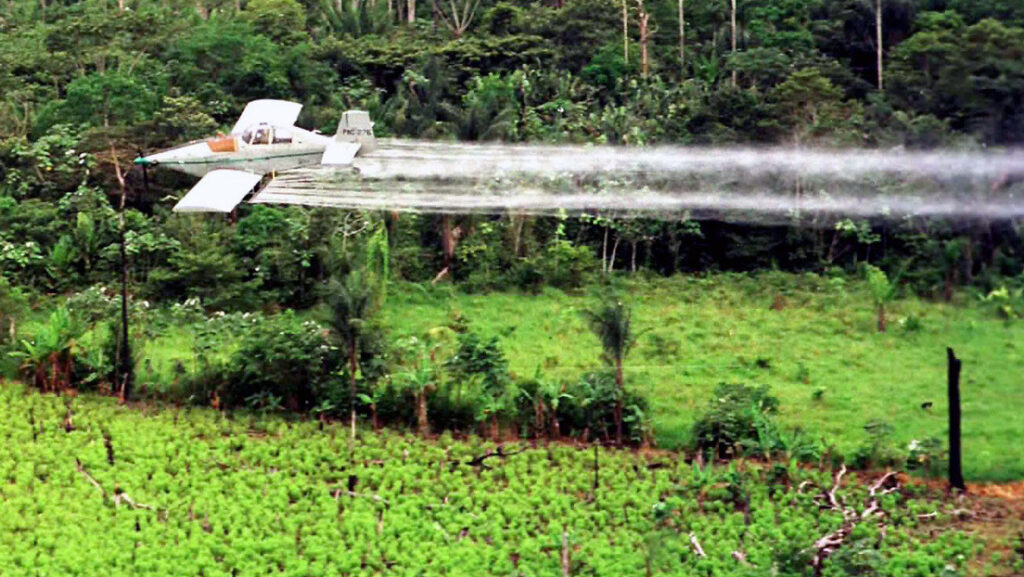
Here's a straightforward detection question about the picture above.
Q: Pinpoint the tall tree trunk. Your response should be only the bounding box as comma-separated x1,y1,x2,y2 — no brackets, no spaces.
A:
678,0,685,72
602,226,610,274
441,214,453,274
407,0,415,22
875,0,883,90
349,343,358,439
947,348,964,491
636,0,650,79
622,0,629,64
615,357,624,447
416,392,429,436
730,0,737,86
609,236,620,272
535,399,544,437
110,145,132,403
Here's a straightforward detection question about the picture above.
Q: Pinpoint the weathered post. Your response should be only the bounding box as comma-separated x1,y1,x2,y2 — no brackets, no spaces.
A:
947,348,964,491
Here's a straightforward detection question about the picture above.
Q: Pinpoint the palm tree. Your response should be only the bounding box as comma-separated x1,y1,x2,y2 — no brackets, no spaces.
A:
583,295,636,446
322,272,376,438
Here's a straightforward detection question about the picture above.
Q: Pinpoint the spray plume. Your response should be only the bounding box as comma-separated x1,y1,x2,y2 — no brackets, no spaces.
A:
253,140,1024,224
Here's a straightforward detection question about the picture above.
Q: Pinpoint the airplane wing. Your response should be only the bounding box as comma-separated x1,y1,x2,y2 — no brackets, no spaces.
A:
173,169,263,213
230,100,303,135
321,142,362,165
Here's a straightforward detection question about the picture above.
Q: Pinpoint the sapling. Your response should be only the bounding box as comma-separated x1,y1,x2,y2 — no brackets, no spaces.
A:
583,292,637,446
865,264,896,332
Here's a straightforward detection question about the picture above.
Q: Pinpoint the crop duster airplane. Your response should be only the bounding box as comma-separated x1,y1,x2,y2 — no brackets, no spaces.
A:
133,100,375,213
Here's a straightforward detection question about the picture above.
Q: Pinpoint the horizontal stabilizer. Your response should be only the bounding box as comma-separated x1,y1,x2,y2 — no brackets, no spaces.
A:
173,169,262,213
321,142,361,166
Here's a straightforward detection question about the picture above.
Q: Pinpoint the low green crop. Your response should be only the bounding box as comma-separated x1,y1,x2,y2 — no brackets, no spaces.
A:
0,385,992,576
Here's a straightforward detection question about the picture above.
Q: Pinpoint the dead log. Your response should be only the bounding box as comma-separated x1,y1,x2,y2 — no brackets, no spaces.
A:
810,470,899,575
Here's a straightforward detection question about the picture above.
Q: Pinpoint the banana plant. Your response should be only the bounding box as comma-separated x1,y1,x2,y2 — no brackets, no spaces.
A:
357,384,389,431
540,379,573,439
10,306,80,393
396,362,435,437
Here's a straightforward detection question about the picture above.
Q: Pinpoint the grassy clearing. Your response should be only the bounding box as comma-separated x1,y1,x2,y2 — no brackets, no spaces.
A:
378,273,1024,482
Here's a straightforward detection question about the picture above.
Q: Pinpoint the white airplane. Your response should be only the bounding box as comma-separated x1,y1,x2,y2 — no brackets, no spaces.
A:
133,100,375,213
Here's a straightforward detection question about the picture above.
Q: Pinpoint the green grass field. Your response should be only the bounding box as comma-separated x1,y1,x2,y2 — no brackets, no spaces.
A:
13,272,1024,481
375,273,1024,482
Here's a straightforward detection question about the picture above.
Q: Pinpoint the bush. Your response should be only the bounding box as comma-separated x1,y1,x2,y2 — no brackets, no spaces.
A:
850,420,902,469
219,311,342,410
556,370,649,444
907,437,946,478
692,383,780,458
537,239,598,290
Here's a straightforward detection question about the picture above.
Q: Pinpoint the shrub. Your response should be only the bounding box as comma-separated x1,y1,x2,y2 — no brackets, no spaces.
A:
980,286,1022,320
850,420,901,469
558,370,649,444
537,239,598,290
692,383,780,458
907,437,946,478
220,311,341,410
446,330,510,394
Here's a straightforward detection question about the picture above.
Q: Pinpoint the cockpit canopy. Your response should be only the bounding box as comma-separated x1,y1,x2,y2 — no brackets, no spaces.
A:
240,123,293,146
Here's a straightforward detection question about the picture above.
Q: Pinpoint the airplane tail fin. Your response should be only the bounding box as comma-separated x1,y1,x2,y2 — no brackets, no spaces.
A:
335,110,376,153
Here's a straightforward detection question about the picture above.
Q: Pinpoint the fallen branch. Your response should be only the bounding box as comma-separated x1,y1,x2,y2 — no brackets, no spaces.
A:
561,524,570,577
810,469,900,576
731,550,753,565
76,459,154,510
75,459,104,493
826,465,848,514
330,488,389,505
451,446,522,471
115,487,154,510
689,532,706,558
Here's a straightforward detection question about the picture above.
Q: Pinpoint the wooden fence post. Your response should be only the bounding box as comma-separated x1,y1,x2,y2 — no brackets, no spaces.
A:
947,348,964,491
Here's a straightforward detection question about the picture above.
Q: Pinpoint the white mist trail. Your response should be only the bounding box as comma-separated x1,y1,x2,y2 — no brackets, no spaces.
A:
253,141,1024,222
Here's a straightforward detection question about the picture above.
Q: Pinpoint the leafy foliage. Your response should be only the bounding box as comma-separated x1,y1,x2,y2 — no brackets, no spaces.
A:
220,311,339,409
692,383,782,459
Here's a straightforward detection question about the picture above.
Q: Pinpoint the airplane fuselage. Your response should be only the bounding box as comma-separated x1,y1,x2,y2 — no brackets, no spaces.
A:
135,127,333,177
133,102,376,213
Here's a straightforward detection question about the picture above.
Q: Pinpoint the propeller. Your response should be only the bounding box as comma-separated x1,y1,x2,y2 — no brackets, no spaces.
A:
134,147,151,195
130,147,154,213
